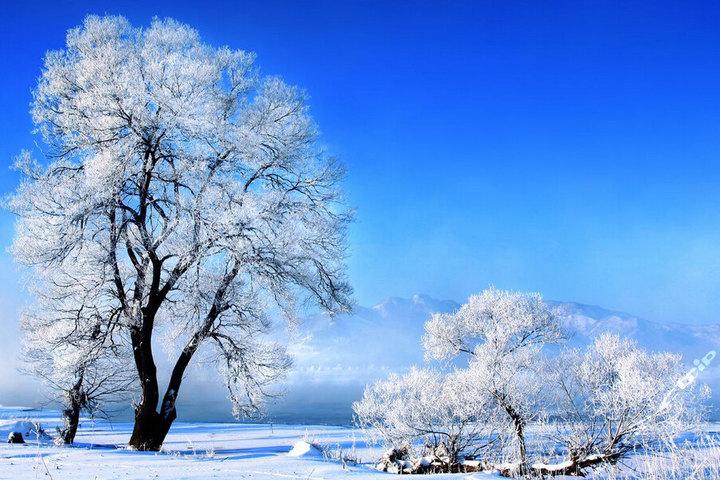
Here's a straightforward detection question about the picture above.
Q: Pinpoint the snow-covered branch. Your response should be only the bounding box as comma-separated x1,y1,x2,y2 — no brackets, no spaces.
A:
10,14,352,451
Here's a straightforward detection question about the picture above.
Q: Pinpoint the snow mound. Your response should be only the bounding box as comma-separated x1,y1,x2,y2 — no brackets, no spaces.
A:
0,420,53,443
287,440,324,458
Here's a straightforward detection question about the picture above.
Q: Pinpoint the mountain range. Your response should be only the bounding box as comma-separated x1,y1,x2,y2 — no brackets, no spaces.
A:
289,294,720,380
248,294,720,423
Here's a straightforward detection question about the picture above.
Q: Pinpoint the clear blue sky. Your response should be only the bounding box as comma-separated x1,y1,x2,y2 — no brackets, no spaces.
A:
2,0,720,325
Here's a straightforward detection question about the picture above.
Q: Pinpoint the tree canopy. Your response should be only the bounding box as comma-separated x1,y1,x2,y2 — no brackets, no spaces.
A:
10,15,352,450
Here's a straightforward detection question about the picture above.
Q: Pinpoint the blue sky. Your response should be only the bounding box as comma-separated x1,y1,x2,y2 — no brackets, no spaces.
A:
2,0,720,326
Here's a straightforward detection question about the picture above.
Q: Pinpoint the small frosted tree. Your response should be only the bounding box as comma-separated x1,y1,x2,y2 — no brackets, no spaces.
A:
354,367,500,471
20,255,134,444
539,333,708,475
34,354,133,445
356,288,562,473
10,15,351,451
423,287,563,471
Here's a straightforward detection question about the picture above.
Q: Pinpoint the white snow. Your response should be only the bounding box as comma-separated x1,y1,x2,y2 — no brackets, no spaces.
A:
287,440,324,458
2,407,720,479
0,407,504,479
0,419,52,443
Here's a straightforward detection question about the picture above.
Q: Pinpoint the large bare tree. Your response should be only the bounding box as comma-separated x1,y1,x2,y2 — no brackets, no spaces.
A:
10,15,351,451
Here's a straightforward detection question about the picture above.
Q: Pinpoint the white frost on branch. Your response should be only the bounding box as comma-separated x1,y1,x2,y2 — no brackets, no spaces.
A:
422,287,563,361
543,332,710,474
9,14,351,435
353,367,500,468
422,287,563,470
355,288,563,472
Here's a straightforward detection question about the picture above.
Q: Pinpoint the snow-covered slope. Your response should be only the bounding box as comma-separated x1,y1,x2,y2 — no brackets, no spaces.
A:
0,407,415,480
0,405,717,480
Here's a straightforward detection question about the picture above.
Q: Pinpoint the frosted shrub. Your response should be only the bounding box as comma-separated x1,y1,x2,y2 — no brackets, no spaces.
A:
539,333,709,476
354,367,499,471
423,288,563,472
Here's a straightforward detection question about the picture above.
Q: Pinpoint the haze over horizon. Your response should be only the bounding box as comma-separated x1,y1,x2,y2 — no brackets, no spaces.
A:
2,292,719,423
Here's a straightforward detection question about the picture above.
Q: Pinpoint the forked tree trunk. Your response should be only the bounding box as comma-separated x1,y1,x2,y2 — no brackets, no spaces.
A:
126,261,236,451
129,406,176,451
127,310,208,451
128,374,183,451
128,316,166,451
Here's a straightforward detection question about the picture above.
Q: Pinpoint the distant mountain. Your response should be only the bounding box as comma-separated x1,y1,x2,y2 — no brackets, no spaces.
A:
286,294,460,384
290,295,720,381
551,300,720,364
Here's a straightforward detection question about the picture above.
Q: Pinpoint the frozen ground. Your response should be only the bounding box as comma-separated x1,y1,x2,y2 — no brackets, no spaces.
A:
2,406,720,479
0,406,502,480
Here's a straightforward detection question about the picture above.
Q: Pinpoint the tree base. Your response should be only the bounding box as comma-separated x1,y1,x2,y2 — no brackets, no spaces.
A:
530,453,620,477
128,408,176,451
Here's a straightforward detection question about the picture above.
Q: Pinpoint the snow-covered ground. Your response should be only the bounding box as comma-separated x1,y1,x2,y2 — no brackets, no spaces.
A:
0,406,502,480
3,406,720,479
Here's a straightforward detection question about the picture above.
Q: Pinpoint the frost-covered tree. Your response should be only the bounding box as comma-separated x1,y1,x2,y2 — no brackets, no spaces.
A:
29,352,133,445
356,289,562,473
354,368,500,470
10,15,351,451
356,289,707,476
19,240,134,444
423,288,563,471
539,333,707,476
23,319,132,445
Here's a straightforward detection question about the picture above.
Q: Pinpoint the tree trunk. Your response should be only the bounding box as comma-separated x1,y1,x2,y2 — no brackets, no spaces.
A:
128,317,165,451
59,377,85,444
502,402,528,473
60,398,81,444
129,406,176,451
126,262,235,451
128,365,192,451
127,308,203,451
